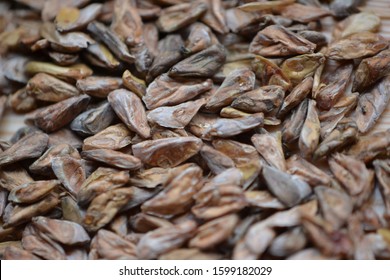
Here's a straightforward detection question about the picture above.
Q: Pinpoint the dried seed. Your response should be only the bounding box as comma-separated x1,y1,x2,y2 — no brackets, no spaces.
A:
87,21,135,64
92,229,137,260
52,156,86,196
262,165,312,208
122,70,146,98
70,101,115,136
355,76,390,133
169,44,226,78
77,167,130,207
286,155,332,187
251,132,286,171
55,4,102,32
142,165,203,218
299,99,320,158
278,77,313,117
156,2,208,33
83,187,134,232
32,216,90,246
202,113,264,139
83,124,133,151
32,95,91,132
147,98,206,129
0,131,48,167
3,194,59,228
144,74,213,109
81,149,141,170
353,49,390,92
108,89,151,139
205,68,255,111
269,227,307,257
282,98,308,144
250,25,316,57
189,214,239,249
137,220,197,259
329,153,375,206
314,60,353,110
314,122,358,160
347,130,390,163
319,93,358,139
132,137,202,168
56,74,102,98
315,186,353,230
281,53,325,85
328,32,388,60
8,180,59,204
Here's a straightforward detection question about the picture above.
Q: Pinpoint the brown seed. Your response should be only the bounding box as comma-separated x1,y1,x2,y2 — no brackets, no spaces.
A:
205,68,255,112
147,98,206,129
286,155,332,187
0,131,49,167
314,60,353,110
32,95,91,133
262,165,312,208
212,139,261,188
3,194,59,228
355,76,390,133
299,99,320,158
87,21,135,64
70,101,115,136
52,156,86,196
132,137,203,168
0,165,34,192
30,144,81,175
269,227,307,257
282,98,308,144
91,229,137,260
184,22,218,54
278,77,313,117
122,70,146,98
77,167,130,207
8,180,59,204
231,85,285,115
32,216,90,246
251,132,286,171
189,214,239,249
328,32,388,60
201,113,264,139
83,187,134,232
147,35,185,82
373,160,390,216
81,149,142,170
9,87,37,113
156,2,208,33
280,3,331,23
329,153,375,206
249,25,316,57
55,4,102,32
3,245,41,260
83,124,133,151
281,53,325,85
192,169,247,220
315,186,353,230
314,122,358,160
200,145,235,175
144,74,213,109
169,44,226,78
137,220,197,259
108,89,151,139
142,165,203,218
319,93,358,139
26,61,93,82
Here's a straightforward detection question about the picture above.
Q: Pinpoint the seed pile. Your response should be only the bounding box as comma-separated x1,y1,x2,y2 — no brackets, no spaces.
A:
0,0,390,260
